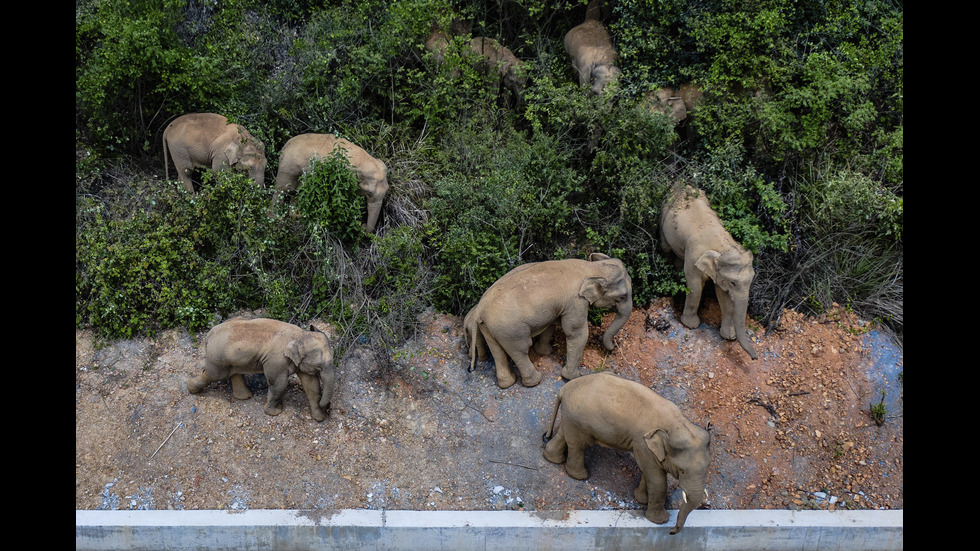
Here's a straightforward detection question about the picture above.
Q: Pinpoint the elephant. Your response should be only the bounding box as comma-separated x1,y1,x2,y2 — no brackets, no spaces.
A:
660,185,759,359
425,25,526,100
467,36,527,99
187,317,336,422
543,372,711,534
644,84,703,125
564,19,622,95
274,133,389,232
162,113,267,192
463,253,633,388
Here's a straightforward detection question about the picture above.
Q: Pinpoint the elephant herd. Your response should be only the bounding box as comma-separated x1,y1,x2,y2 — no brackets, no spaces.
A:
179,6,762,535
162,113,389,232
187,185,756,534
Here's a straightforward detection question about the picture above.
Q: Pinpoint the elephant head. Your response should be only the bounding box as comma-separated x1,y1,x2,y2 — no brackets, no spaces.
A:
695,248,758,360
645,425,711,534
220,128,267,188
285,325,336,412
580,253,633,352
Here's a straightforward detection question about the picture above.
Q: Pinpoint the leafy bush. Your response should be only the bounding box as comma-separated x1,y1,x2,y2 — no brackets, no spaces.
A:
295,151,366,245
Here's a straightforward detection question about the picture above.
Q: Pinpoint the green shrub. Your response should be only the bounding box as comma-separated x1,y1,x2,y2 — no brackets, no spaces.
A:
295,151,366,245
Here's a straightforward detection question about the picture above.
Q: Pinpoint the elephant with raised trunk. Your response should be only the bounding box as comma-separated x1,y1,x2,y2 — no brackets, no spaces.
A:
660,185,759,359
163,113,267,192
543,372,711,534
274,133,389,233
464,253,633,388
187,318,336,422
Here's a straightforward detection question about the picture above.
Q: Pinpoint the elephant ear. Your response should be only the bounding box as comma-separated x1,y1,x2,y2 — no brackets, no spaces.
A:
588,252,611,262
285,339,304,368
694,250,721,280
644,428,670,463
223,142,241,165
579,276,608,305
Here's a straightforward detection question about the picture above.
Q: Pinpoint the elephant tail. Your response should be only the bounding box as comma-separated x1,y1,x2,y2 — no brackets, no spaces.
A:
542,386,564,443
162,130,171,182
464,308,481,373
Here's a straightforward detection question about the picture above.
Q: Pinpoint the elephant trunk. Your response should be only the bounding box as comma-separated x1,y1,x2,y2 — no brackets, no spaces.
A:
733,297,758,360
318,367,336,410
365,197,383,233
601,298,632,351
670,487,705,535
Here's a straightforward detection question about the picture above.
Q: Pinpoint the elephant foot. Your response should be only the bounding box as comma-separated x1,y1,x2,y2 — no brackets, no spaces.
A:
496,372,517,389
645,507,670,525
543,444,566,465
264,404,283,417
310,408,328,422
533,342,554,356
186,377,207,394
720,324,736,340
521,369,543,387
680,313,700,329
565,465,589,480
560,365,582,381
234,388,254,401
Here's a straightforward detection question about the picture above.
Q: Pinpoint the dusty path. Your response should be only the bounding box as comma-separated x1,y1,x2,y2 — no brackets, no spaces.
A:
76,298,902,516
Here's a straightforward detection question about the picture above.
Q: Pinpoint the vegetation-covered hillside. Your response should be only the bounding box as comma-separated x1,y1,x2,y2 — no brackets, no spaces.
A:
76,0,903,362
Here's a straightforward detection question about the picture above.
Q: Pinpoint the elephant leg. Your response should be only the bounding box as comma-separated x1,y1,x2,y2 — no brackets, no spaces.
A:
716,287,736,340
559,316,588,380
641,469,670,524
297,372,327,422
681,267,704,329
186,371,213,394
482,328,517,389
635,473,649,503
263,371,288,416
562,429,590,480
500,337,543,387
230,374,253,400
532,325,555,356
543,425,568,465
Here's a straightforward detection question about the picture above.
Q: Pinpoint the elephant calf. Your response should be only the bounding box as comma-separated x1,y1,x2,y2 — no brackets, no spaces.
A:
187,318,336,422
464,253,632,388
163,113,267,192
660,185,758,359
543,372,711,534
564,19,622,95
644,84,703,125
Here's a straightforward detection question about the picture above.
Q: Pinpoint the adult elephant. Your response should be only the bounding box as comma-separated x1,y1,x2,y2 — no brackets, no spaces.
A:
162,113,267,192
187,318,336,422
660,185,759,359
274,133,389,232
564,19,622,95
543,372,711,534
464,253,633,388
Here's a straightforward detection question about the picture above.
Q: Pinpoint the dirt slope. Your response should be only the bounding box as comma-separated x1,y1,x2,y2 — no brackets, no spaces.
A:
76,297,902,516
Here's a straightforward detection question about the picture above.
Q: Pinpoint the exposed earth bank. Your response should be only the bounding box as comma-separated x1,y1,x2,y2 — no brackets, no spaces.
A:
76,297,902,517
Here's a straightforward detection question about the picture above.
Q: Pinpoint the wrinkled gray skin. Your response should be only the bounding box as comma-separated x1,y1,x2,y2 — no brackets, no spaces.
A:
564,19,622,95
187,318,335,422
464,253,633,388
660,185,759,359
543,372,711,534
163,113,267,192
274,133,389,232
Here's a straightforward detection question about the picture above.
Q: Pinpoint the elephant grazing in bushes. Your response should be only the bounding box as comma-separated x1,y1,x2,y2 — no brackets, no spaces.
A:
274,133,389,233
187,318,336,422
660,185,759,359
543,372,711,534
644,84,703,125
163,113,267,192
564,19,622,95
463,253,633,388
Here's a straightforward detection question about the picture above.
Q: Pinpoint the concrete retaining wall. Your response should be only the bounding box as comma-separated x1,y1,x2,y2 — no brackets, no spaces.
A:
76,508,902,550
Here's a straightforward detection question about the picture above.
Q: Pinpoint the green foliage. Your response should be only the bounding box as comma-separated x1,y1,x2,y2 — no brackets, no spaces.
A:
76,0,903,342
295,150,366,245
